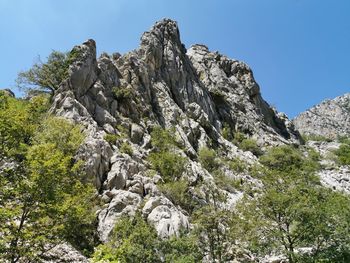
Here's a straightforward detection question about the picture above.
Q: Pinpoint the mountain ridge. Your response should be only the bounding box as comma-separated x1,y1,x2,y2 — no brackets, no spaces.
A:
293,93,350,139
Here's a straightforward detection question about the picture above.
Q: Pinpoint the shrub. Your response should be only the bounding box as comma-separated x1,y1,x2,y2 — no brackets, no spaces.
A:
338,136,350,145
92,214,160,263
335,143,350,165
159,233,203,263
302,134,332,142
159,180,194,212
239,138,262,156
233,132,246,145
148,151,187,182
213,170,242,192
198,147,220,172
222,123,233,141
120,142,133,156
113,86,133,101
104,134,119,145
227,157,246,173
150,126,178,151
260,145,303,172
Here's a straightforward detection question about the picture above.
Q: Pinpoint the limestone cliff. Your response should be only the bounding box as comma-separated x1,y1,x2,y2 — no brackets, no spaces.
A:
293,93,350,139
50,19,301,244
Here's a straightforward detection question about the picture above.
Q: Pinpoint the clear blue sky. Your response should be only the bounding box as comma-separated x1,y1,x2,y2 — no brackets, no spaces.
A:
1,0,349,118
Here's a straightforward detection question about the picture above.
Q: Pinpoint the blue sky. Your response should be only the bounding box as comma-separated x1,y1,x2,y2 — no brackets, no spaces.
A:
0,0,349,118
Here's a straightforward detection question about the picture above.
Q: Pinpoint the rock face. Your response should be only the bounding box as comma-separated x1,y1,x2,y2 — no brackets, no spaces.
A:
50,19,301,243
0,88,15,97
306,141,350,194
293,93,350,139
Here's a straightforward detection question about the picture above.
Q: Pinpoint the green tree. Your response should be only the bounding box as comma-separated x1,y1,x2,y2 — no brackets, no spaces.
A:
237,145,350,262
0,91,49,161
93,214,203,263
0,116,96,262
159,233,203,263
147,127,187,182
192,184,237,263
16,50,78,95
92,214,161,263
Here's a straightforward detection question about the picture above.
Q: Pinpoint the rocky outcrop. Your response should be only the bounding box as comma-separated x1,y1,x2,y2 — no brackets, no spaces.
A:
42,243,89,263
293,93,350,139
306,141,350,194
50,19,302,243
0,88,15,97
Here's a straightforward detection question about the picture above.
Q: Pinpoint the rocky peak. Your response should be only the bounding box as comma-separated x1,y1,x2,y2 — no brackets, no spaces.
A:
293,93,350,139
50,19,302,241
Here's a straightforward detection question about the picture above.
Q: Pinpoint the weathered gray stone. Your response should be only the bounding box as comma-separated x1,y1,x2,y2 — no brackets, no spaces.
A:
48,18,303,249
293,93,350,139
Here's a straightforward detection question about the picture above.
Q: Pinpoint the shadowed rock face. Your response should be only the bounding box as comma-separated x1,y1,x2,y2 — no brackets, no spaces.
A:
293,93,350,139
50,19,302,242
0,88,15,97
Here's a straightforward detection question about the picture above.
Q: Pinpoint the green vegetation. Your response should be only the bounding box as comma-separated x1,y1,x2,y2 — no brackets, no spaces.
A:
104,134,119,145
302,133,332,142
159,180,194,212
335,139,350,165
227,157,246,173
16,50,74,95
198,146,220,172
159,233,203,263
213,170,242,192
239,138,262,156
147,127,187,182
120,141,133,156
230,131,263,156
222,123,234,141
113,86,133,101
192,186,237,262
93,214,202,263
237,145,350,262
93,214,160,263
0,93,96,262
148,151,187,182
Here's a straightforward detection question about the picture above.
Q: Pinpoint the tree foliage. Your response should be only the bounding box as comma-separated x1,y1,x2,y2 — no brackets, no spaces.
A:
92,214,202,263
237,145,350,262
148,127,187,182
335,140,350,165
0,95,96,262
16,49,80,95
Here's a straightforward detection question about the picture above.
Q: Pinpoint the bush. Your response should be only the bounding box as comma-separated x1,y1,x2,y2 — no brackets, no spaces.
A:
240,138,262,156
148,151,187,182
222,123,233,141
198,147,220,172
233,132,246,145
159,180,194,212
335,143,350,165
338,136,350,145
93,214,203,263
113,86,133,101
159,233,203,263
33,117,84,156
150,126,178,151
104,134,119,145
120,142,133,156
227,157,246,173
213,170,243,192
92,214,160,263
302,134,332,142
260,145,303,172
